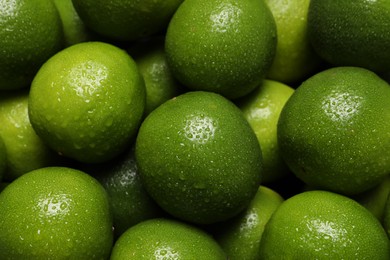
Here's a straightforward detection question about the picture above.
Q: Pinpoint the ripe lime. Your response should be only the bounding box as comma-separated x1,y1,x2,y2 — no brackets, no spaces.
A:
81,145,164,238
213,185,284,259
278,66,390,195
71,0,184,42
0,167,113,259
0,0,63,90
130,37,184,116
308,0,390,73
259,190,390,258
384,195,390,238
165,0,277,99
28,41,145,164
264,0,323,84
236,79,294,183
0,136,6,182
135,91,262,224
354,176,390,223
52,0,95,46
110,218,226,259
0,89,63,181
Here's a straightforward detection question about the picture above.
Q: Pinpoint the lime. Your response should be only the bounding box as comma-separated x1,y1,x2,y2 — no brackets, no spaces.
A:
0,136,6,182
308,0,390,73
265,0,323,84
0,0,63,90
130,37,184,116
52,0,95,46
0,89,64,181
110,218,226,259
136,91,262,224
236,79,294,183
81,145,164,239
71,0,184,42
0,167,113,259
28,41,145,164
259,190,390,259
384,195,390,238
354,176,390,223
213,185,284,259
278,66,390,195
165,0,277,99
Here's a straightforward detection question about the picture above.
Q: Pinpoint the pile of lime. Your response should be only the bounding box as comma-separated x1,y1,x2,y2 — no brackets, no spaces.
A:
0,0,389,258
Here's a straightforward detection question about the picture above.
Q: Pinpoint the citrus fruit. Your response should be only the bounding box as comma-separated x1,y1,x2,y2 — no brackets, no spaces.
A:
259,190,390,259
308,0,390,73
0,0,63,90
0,89,64,181
278,66,390,195
236,79,294,183
130,37,184,116
264,0,323,84
81,145,164,239
165,0,277,99
28,41,145,164
110,218,226,259
0,136,6,182
135,91,262,224
354,175,390,223
0,166,113,259
71,0,184,42
52,0,95,46
384,195,390,238
213,185,284,260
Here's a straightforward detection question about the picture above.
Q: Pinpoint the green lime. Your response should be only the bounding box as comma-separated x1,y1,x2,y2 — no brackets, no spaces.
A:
278,66,390,195
259,190,390,259
110,218,226,259
52,0,95,46
71,0,184,42
265,0,323,84
28,41,145,164
0,0,63,90
384,195,390,238
354,176,390,223
0,89,64,181
0,136,6,182
81,145,164,239
236,79,294,183
136,91,262,224
308,0,390,73
0,167,113,259
213,185,284,259
165,0,277,99
130,37,184,116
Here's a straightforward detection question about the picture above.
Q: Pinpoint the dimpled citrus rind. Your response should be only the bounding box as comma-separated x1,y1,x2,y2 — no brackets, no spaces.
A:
71,0,184,41
259,190,390,259
0,167,113,259
0,0,63,90
136,91,262,224
165,0,277,99
28,41,145,164
308,0,390,73
278,66,390,195
110,218,226,260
